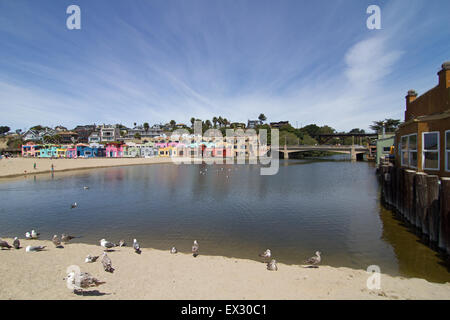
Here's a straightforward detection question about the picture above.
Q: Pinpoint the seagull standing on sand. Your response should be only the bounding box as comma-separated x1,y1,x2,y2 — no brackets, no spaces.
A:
26,245,46,252
133,239,141,254
267,259,278,271
13,237,20,249
100,239,116,251
85,255,99,263
192,240,199,257
101,253,114,273
25,232,31,240
61,234,76,243
170,246,177,254
0,239,12,250
31,230,39,239
65,271,105,294
118,240,126,247
259,249,271,260
304,251,321,267
52,235,62,247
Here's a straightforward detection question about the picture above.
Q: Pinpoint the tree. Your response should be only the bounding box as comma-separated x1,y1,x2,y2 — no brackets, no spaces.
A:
218,116,223,128
0,126,10,135
7,137,24,149
301,134,318,145
258,113,267,123
30,125,44,131
370,119,401,133
300,124,321,137
223,118,229,128
212,117,218,128
134,132,141,139
143,122,149,132
205,120,212,128
170,120,176,129
190,117,195,128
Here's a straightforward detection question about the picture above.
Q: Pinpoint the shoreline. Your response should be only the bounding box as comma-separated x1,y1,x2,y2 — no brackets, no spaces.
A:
0,238,449,300
0,157,176,179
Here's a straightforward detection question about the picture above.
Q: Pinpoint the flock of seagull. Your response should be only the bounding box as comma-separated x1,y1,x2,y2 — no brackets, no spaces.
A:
0,181,323,294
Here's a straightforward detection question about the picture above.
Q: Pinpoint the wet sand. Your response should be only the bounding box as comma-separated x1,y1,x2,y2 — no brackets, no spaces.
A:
0,238,449,300
0,157,175,178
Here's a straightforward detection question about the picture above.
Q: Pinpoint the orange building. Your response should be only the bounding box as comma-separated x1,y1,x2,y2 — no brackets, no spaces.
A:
395,61,450,177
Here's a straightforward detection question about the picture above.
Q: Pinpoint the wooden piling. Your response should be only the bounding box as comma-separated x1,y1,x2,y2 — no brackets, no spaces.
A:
439,178,450,254
404,170,416,225
426,175,440,243
414,173,428,234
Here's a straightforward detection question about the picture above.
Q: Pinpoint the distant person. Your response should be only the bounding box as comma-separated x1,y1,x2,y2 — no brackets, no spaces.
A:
51,164,54,172
33,162,36,170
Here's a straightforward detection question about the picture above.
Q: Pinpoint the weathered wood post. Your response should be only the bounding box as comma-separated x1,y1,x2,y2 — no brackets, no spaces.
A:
439,178,450,254
404,170,416,225
426,175,440,243
397,168,405,217
414,172,428,234
392,166,398,210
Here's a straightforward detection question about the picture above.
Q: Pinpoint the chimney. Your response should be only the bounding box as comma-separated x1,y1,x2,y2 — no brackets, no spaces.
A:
438,61,450,89
406,89,418,104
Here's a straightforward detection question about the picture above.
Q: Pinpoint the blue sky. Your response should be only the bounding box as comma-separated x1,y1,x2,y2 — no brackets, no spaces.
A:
0,0,449,132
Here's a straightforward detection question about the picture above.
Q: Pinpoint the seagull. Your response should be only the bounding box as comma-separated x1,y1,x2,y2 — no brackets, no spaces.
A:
65,271,105,294
118,240,126,247
13,237,20,249
31,230,40,239
192,240,199,257
83,186,89,190
133,239,141,254
26,245,46,252
0,239,12,250
170,246,177,254
100,239,116,251
52,235,62,248
85,255,99,263
267,259,278,271
61,234,76,243
71,202,78,209
304,251,321,267
101,253,114,273
25,232,32,240
259,249,271,260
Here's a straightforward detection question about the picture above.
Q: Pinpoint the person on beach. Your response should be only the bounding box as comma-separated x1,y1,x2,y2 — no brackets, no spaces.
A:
33,162,36,170
51,164,54,172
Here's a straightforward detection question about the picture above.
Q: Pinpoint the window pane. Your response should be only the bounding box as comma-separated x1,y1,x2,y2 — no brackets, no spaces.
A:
424,151,439,169
424,133,438,150
401,136,408,150
409,134,417,150
447,131,450,150
402,151,409,166
447,151,450,171
410,151,417,167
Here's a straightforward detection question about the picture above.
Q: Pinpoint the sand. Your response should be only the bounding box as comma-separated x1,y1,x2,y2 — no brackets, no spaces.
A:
0,157,175,178
0,238,449,300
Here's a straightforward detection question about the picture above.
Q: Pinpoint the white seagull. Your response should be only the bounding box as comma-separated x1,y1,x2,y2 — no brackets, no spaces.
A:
52,235,62,247
31,230,40,239
25,232,32,240
100,239,116,251
13,237,20,249
192,240,199,257
71,202,78,209
259,249,271,260
26,245,46,252
85,255,99,263
65,271,105,294
267,259,278,271
0,239,12,250
133,239,141,254
170,246,177,254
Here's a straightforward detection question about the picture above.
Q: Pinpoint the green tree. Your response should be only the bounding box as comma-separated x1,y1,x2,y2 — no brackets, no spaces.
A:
190,117,195,128
170,120,176,129
212,117,218,128
134,132,141,139
30,125,44,131
205,120,212,128
370,119,401,133
301,134,318,145
143,122,149,132
0,126,10,135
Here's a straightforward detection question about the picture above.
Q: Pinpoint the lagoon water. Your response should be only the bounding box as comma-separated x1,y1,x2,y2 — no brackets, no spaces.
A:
0,156,449,283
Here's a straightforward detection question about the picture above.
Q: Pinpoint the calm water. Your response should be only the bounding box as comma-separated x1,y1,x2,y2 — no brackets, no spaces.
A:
1,157,449,283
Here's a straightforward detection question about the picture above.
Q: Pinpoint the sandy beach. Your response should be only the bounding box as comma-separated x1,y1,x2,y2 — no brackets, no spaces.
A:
0,238,449,300
0,157,175,178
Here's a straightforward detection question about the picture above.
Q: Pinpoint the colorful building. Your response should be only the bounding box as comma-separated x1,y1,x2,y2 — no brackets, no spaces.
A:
395,62,450,177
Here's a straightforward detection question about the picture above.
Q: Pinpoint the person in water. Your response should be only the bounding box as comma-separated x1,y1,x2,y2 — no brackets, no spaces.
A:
51,164,54,172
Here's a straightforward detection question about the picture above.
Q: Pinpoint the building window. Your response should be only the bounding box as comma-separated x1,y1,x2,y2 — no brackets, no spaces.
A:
446,130,450,172
400,134,417,168
422,132,439,170
401,135,409,167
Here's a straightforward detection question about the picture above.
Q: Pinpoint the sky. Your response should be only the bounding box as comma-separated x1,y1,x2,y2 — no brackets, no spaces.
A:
0,0,449,132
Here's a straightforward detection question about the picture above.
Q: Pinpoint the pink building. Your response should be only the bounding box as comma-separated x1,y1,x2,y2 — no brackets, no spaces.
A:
21,142,38,157
105,143,124,158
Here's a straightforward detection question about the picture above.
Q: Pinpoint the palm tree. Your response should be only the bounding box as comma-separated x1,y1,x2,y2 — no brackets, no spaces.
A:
143,122,149,133
170,120,176,129
190,117,195,128
223,118,229,128
212,117,218,128
205,120,212,128
258,113,267,123
218,116,223,128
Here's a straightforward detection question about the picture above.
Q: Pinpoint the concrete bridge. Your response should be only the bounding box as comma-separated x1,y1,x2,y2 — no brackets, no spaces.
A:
271,145,369,160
